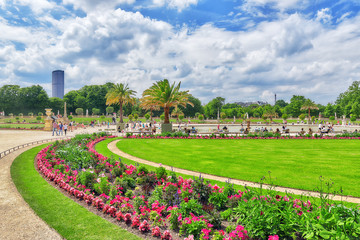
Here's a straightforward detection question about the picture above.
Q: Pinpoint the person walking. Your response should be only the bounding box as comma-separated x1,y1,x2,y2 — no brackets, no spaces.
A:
52,120,58,136
58,122,63,136
69,121,73,132
64,123,68,136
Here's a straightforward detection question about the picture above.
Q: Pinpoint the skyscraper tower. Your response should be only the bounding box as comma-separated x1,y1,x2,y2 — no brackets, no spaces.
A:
274,93,277,106
52,70,64,99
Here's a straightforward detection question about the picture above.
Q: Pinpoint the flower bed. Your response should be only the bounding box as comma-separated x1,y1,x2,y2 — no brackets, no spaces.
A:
37,134,360,240
125,132,360,140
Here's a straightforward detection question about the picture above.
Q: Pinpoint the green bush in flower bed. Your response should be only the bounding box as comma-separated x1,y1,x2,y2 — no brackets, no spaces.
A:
36,135,360,240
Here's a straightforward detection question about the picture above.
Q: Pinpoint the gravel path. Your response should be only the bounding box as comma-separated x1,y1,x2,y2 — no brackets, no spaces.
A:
0,128,109,240
109,139,360,204
0,131,64,240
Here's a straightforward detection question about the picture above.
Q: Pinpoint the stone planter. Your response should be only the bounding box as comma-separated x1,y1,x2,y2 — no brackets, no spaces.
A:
161,123,172,133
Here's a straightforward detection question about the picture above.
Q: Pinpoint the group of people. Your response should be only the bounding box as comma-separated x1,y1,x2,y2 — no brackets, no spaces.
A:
52,120,69,136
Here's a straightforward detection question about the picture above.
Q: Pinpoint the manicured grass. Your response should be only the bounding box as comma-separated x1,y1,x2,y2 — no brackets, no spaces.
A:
0,123,44,129
11,144,141,240
116,138,360,197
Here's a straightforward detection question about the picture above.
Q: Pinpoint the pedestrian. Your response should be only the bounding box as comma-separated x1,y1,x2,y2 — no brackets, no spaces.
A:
64,123,68,136
58,122,63,135
52,120,58,136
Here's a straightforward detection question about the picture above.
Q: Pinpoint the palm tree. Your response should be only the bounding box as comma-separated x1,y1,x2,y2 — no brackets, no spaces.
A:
105,83,136,123
263,108,278,122
301,99,319,123
171,107,184,122
139,102,160,121
141,79,193,124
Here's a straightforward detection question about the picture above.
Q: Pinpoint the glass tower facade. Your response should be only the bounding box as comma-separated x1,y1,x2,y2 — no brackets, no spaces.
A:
52,70,64,99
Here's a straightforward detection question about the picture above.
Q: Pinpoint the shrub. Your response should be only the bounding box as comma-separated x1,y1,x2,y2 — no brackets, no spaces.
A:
163,183,180,206
134,113,139,121
68,115,73,120
112,167,122,178
36,116,42,121
78,171,97,189
137,165,149,176
209,192,228,210
75,108,84,115
94,177,110,195
139,220,150,233
192,176,212,204
125,190,134,198
144,113,150,121
128,114,133,121
106,106,114,115
168,171,178,183
179,199,203,217
168,207,181,230
179,216,207,239
156,166,167,180
148,185,164,206
152,226,161,237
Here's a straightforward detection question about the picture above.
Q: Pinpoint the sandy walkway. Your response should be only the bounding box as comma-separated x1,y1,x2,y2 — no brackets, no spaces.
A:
109,139,360,204
0,127,108,240
0,130,64,239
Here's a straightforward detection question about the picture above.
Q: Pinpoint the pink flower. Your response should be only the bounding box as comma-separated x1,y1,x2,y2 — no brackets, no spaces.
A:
268,235,279,240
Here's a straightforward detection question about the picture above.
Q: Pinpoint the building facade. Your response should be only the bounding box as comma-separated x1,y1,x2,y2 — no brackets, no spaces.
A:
52,70,64,99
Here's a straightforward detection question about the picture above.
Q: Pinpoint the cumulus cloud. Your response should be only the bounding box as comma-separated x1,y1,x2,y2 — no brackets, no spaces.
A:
242,0,309,13
152,0,198,11
316,8,332,24
62,0,135,13
1,1,360,105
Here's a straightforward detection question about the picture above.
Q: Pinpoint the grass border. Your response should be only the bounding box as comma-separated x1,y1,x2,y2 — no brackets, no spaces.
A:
11,144,141,240
98,137,359,208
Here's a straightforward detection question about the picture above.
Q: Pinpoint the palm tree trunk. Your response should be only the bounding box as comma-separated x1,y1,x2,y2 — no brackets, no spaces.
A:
164,107,170,124
119,103,123,123
308,108,310,123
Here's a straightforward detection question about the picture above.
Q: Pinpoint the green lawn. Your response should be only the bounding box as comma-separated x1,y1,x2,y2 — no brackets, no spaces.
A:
11,144,141,240
116,138,360,197
0,123,44,129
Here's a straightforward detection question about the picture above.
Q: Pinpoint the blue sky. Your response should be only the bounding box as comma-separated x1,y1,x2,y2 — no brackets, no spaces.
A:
1,0,360,104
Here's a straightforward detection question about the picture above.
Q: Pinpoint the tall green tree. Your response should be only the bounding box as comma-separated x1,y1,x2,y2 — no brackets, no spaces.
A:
178,95,203,117
284,95,306,117
105,83,137,123
49,97,64,115
262,105,278,121
336,81,360,108
301,99,319,122
324,103,335,118
141,79,193,124
19,85,49,114
0,85,21,114
63,90,79,114
204,97,225,119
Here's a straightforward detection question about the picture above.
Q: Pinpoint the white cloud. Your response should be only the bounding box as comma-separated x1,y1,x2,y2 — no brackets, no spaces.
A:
13,0,56,14
316,8,332,24
1,2,360,105
152,0,198,11
242,0,309,13
62,0,136,13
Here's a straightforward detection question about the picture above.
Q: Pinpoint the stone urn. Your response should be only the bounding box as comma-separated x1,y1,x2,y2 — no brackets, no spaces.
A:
44,108,53,131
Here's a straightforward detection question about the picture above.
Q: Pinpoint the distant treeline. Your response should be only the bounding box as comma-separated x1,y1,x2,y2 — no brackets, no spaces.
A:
1,81,360,120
